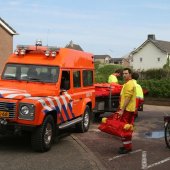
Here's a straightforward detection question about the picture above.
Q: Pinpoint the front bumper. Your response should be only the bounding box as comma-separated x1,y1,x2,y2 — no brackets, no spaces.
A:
0,120,36,135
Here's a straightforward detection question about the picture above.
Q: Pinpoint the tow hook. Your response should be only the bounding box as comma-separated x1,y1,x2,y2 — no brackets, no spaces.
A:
0,119,7,125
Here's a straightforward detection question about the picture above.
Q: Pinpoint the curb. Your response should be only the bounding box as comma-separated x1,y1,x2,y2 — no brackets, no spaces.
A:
71,134,106,170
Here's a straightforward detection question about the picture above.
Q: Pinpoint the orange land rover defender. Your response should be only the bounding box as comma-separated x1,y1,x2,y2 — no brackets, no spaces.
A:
0,42,95,152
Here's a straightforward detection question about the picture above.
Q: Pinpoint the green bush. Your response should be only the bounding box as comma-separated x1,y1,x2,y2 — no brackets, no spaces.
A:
95,66,170,82
140,69,170,80
139,79,170,98
95,64,123,83
94,65,170,98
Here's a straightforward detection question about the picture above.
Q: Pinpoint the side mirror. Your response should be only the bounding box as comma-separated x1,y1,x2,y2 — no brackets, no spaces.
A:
60,89,67,95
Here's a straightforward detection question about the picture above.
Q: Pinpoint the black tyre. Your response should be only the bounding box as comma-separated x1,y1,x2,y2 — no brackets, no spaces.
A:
165,121,170,149
76,105,91,133
31,115,55,152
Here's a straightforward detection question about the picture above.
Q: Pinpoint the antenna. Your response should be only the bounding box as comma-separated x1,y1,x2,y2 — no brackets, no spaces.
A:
46,29,50,46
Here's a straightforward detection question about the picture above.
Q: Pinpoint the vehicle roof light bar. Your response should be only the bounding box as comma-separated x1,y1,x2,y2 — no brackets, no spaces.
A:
14,42,60,57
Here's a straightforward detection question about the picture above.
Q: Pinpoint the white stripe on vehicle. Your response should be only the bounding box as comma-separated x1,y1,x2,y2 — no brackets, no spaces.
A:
46,97,56,109
0,90,17,94
53,96,62,111
38,98,52,111
5,93,31,98
64,93,73,107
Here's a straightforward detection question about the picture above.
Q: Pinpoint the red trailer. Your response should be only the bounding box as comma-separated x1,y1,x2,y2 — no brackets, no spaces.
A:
93,83,122,115
93,82,148,118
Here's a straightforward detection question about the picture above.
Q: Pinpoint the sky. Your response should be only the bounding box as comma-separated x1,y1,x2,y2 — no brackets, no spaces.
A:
1,0,170,57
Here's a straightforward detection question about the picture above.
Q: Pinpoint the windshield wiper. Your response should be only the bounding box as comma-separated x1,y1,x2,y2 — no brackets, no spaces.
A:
4,76,17,80
27,77,47,83
28,77,41,81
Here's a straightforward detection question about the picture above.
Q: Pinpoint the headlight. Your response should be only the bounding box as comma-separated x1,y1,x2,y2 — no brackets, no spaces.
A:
20,105,29,115
19,103,35,120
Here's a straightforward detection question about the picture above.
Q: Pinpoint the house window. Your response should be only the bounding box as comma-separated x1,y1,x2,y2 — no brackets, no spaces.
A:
140,58,142,62
157,58,160,62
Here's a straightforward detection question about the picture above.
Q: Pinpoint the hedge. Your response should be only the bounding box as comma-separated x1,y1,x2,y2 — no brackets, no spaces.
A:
94,63,170,98
138,79,170,98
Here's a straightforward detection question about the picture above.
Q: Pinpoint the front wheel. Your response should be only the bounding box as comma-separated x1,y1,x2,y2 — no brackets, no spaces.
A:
165,121,170,149
76,105,91,133
31,115,55,152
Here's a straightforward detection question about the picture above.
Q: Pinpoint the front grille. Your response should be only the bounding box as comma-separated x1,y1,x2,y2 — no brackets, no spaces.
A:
0,102,16,119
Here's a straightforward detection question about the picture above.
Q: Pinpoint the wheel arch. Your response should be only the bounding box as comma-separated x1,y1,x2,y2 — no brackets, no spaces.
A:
44,110,58,124
80,98,92,115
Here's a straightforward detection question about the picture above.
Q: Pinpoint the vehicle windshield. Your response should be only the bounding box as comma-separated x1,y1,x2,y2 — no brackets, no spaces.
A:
2,63,59,83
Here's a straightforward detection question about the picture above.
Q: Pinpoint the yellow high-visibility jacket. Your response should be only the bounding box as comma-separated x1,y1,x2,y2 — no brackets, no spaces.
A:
120,79,136,112
133,80,144,99
108,74,118,83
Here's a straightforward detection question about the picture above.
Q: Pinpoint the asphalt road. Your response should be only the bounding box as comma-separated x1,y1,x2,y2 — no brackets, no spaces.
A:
0,133,101,170
0,105,170,170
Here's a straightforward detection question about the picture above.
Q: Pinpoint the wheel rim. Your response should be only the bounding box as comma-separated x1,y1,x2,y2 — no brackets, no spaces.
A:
168,125,170,138
84,111,89,128
44,122,52,145
165,122,170,148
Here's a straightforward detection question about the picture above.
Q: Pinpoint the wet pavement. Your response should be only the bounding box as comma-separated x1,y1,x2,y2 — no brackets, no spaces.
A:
144,131,164,139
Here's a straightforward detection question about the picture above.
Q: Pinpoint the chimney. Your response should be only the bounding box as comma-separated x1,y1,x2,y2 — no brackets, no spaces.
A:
69,40,73,47
148,34,156,40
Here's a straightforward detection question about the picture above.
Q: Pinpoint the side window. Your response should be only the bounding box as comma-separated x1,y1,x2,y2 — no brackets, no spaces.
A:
73,70,81,88
60,70,70,90
83,70,93,87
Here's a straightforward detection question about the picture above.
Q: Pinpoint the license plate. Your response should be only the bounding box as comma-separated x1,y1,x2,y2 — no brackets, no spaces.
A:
0,111,9,118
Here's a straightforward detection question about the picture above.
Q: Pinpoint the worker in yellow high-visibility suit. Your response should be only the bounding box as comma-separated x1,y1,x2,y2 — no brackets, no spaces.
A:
117,68,136,154
132,72,144,118
108,69,122,83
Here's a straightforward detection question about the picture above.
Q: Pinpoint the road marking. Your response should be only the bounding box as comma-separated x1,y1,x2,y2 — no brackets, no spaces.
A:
141,151,147,169
108,149,142,161
146,157,170,169
141,151,170,169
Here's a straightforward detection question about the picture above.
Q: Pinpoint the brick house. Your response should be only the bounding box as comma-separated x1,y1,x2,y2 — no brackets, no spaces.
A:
0,17,17,73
